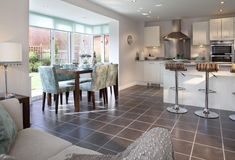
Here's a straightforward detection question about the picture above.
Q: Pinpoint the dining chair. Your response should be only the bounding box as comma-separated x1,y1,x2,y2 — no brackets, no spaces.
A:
53,64,92,103
38,66,75,114
79,64,109,109
105,64,119,103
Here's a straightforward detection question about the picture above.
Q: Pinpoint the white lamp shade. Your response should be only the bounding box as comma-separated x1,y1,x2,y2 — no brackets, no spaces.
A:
0,42,22,64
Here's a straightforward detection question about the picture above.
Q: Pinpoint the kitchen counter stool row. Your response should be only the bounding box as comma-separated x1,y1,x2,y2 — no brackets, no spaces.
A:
165,62,235,120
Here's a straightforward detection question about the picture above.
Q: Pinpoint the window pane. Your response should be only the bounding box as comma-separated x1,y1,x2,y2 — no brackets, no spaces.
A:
94,36,103,62
72,33,93,64
29,27,51,97
85,26,93,34
29,27,51,69
104,35,110,62
93,26,102,35
75,24,85,33
29,14,54,29
55,23,72,32
54,31,69,64
102,25,109,34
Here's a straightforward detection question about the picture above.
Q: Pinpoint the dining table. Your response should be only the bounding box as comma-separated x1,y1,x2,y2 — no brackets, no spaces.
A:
55,67,119,112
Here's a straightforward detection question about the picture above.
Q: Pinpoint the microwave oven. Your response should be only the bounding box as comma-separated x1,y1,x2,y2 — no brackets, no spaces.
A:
210,41,234,62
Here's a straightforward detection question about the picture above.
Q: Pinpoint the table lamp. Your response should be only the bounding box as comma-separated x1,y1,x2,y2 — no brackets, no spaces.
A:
0,42,22,98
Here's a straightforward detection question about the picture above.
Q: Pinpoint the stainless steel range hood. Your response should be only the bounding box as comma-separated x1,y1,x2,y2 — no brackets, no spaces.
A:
163,20,190,40
163,19,191,59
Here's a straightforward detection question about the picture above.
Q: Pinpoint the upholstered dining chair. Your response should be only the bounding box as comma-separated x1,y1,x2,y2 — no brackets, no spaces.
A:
106,64,118,101
38,66,75,114
53,64,92,103
79,64,109,109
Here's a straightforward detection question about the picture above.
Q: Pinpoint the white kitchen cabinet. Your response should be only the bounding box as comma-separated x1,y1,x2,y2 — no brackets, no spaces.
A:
144,26,160,47
135,61,144,82
210,18,234,40
136,61,164,85
222,17,234,40
193,21,209,45
210,19,222,40
144,61,157,83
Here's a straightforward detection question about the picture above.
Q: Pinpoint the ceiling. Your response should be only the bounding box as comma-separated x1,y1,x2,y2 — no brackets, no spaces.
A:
29,0,114,25
88,0,235,21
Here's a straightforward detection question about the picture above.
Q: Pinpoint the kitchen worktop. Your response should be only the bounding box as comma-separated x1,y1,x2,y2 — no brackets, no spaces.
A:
136,59,233,67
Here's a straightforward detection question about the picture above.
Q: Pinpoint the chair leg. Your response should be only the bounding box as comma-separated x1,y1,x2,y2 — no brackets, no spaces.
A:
110,86,112,95
73,91,76,102
55,94,59,114
113,86,118,100
99,90,102,99
42,92,46,111
87,91,91,102
60,93,63,105
80,90,82,101
101,89,106,104
47,93,52,106
91,91,96,109
66,92,69,104
105,88,108,104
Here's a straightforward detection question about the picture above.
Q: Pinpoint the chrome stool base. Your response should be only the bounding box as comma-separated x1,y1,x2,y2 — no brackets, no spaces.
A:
229,114,235,121
194,109,219,119
167,105,188,114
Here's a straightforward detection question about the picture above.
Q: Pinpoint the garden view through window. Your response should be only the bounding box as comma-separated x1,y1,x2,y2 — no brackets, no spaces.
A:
29,26,110,97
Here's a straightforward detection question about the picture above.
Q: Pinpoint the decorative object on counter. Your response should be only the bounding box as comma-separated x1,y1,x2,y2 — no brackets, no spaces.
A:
135,51,139,60
147,56,157,60
92,51,97,67
165,62,188,114
0,42,22,98
80,54,91,69
139,51,145,61
127,35,134,45
229,64,235,121
194,63,219,119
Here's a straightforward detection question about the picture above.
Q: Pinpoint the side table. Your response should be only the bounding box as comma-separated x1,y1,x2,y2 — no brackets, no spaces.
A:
0,94,30,128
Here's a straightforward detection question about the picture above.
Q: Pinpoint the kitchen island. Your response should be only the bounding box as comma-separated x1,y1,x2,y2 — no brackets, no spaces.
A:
163,62,235,111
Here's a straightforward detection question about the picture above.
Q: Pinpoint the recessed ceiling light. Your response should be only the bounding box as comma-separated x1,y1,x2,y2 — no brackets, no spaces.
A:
220,1,224,4
220,9,223,12
155,4,162,7
139,7,143,10
149,11,152,14
142,13,149,16
128,0,137,2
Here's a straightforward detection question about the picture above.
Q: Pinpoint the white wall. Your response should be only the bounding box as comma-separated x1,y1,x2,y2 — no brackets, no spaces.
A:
63,0,140,89
0,0,30,96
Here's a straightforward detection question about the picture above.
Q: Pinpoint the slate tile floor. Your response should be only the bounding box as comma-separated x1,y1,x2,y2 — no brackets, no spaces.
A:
31,85,235,160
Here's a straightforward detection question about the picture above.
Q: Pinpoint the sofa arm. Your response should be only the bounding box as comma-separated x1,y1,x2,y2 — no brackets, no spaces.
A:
0,98,23,131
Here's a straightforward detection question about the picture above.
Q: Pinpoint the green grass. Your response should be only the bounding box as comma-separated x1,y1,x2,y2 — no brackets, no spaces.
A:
30,72,42,90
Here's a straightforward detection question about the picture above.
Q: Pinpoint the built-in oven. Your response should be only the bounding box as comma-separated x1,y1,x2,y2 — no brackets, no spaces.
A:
210,40,234,62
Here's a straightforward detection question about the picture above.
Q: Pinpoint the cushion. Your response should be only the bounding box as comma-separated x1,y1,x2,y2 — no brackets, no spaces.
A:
0,154,16,160
9,128,72,160
117,127,174,160
0,98,23,131
0,104,17,154
64,127,173,160
48,145,101,160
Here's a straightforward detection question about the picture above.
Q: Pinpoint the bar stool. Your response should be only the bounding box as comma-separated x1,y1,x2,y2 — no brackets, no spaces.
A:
194,63,219,119
229,64,235,121
165,63,188,114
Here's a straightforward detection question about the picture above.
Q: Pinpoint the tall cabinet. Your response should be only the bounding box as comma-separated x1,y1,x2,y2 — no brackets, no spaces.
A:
144,26,160,47
210,17,234,40
192,21,209,45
